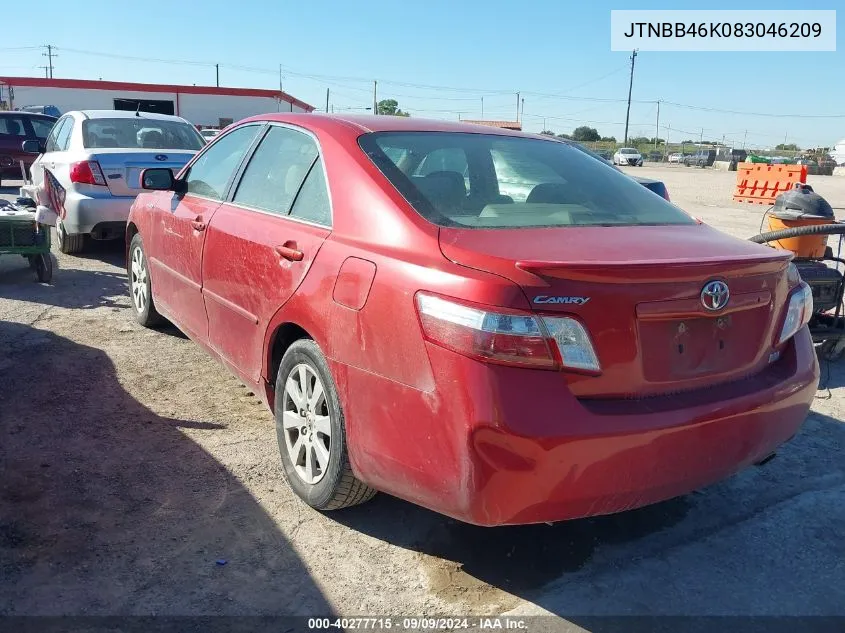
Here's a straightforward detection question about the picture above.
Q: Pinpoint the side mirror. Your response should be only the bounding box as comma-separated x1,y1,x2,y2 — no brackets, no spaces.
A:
141,168,175,191
22,139,44,154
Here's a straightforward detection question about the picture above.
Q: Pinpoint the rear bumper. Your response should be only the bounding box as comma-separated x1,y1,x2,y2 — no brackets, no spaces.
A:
61,192,134,236
343,327,818,526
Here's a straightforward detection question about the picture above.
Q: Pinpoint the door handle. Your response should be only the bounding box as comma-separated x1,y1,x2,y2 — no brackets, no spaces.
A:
275,242,304,262
191,216,206,231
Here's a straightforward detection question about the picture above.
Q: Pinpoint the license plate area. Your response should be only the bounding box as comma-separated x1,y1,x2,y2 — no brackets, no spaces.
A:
639,309,765,381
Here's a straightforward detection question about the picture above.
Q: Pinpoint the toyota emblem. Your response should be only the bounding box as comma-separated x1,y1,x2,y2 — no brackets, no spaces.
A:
154,154,168,161
701,280,730,311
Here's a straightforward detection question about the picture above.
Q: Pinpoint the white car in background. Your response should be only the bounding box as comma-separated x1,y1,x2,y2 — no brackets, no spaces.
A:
831,139,845,166
613,147,643,166
200,128,221,142
667,152,684,163
23,110,204,254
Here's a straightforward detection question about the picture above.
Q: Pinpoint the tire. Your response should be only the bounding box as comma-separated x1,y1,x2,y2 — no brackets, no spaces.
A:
128,233,163,327
56,220,85,254
274,339,376,511
35,253,52,283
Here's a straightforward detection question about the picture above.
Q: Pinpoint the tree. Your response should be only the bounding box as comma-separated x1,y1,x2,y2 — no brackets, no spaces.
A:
629,136,650,145
377,99,409,117
776,143,800,151
557,133,572,140
540,130,556,136
572,126,600,142
600,136,617,143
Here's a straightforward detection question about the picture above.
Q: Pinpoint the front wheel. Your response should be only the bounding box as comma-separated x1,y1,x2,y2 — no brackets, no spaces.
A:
274,339,376,511
128,233,162,327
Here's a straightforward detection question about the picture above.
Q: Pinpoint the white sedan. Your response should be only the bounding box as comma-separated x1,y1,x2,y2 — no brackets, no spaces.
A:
668,152,684,163
613,147,643,166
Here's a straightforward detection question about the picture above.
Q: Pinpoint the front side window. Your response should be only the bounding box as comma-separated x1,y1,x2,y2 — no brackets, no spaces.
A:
185,125,261,201
360,132,695,229
82,118,204,150
233,125,319,216
29,117,56,140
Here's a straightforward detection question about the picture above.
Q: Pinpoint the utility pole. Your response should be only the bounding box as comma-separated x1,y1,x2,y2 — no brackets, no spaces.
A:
42,44,56,78
654,100,660,151
325,88,329,113
543,117,546,132
215,64,219,87
700,127,704,144
520,98,525,124
743,130,748,149
623,49,637,145
373,80,378,115
516,92,520,122
279,64,283,93
481,96,484,118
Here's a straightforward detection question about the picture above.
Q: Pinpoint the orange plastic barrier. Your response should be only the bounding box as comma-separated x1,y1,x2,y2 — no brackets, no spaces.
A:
733,163,808,205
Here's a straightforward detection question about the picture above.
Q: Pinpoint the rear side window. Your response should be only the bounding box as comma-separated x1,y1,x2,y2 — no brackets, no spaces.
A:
185,125,261,201
290,158,331,225
233,125,319,216
360,132,695,229
54,117,74,151
0,115,27,137
44,117,69,152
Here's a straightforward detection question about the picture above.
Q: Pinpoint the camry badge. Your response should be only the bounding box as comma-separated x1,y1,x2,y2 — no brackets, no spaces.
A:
533,296,591,306
701,280,730,311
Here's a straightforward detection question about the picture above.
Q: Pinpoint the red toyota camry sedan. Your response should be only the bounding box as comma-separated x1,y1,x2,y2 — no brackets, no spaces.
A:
126,114,818,526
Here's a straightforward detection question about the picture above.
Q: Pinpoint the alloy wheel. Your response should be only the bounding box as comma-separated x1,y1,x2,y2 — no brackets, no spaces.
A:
282,363,332,484
130,246,148,314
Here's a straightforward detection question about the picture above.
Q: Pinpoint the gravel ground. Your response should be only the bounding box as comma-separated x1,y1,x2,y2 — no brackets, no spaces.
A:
1,168,844,624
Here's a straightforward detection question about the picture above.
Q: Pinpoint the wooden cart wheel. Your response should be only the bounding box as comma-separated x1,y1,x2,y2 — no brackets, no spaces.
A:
35,253,52,283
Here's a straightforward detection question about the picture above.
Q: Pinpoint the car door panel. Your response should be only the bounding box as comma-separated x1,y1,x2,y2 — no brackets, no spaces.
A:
203,208,330,381
202,124,332,382
145,124,263,343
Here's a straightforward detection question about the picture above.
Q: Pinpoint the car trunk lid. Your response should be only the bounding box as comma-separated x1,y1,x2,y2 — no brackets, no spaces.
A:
89,149,195,196
439,224,793,398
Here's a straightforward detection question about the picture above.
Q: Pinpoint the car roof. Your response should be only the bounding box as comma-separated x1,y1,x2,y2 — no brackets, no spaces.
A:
1,111,55,119
74,110,190,122
239,113,529,138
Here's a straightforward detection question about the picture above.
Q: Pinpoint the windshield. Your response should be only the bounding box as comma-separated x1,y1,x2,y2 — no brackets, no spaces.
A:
620,148,639,154
82,118,204,150
359,132,694,229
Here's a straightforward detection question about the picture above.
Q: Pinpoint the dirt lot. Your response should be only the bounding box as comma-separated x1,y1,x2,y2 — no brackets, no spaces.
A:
1,167,844,624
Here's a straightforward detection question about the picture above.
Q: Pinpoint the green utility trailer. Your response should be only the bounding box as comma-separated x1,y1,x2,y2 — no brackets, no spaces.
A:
0,202,53,283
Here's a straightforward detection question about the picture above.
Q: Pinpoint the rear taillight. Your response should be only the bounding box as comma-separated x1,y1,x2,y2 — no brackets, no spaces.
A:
69,161,107,186
778,282,813,344
415,293,600,372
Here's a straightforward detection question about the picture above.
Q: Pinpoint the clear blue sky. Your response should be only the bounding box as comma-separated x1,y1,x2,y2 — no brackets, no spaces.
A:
1,0,841,149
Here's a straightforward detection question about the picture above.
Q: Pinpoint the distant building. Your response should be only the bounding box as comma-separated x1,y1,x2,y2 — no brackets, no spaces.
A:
0,76,314,128
462,120,522,131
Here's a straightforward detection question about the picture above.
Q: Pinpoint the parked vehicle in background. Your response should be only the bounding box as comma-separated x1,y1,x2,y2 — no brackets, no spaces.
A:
17,105,62,118
23,110,204,253
0,111,56,186
613,147,643,166
126,113,817,526
668,153,684,163
684,149,716,167
715,148,747,170
201,128,221,142
564,140,670,200
831,139,845,166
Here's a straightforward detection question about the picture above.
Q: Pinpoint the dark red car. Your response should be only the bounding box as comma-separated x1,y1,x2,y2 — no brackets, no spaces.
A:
0,111,56,186
126,114,819,526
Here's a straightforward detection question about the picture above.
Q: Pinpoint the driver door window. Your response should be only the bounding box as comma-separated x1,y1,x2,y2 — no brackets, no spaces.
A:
185,125,261,200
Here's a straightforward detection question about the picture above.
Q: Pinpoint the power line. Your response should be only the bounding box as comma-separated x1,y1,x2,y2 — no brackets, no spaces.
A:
42,44,56,79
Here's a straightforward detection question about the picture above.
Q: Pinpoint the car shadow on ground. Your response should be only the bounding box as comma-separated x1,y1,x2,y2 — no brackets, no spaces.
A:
0,320,333,616
336,406,845,620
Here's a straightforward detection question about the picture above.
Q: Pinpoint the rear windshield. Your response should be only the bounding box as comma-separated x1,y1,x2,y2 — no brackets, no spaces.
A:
82,118,204,150
359,132,694,229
